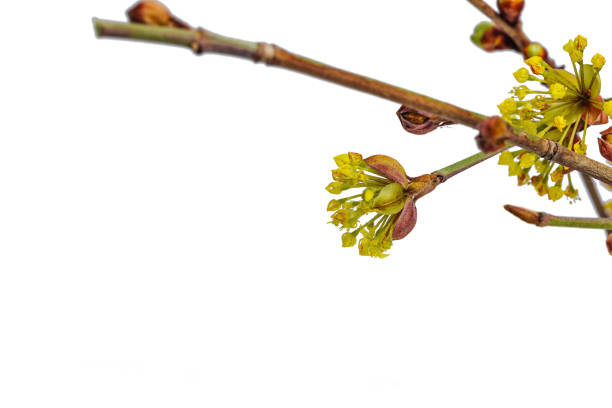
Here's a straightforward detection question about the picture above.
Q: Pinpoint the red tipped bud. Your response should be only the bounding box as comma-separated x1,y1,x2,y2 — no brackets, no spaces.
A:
364,155,411,189
476,116,511,153
392,200,417,240
497,0,524,25
396,106,453,135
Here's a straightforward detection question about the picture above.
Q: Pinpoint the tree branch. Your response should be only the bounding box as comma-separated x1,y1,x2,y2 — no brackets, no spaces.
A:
92,19,612,185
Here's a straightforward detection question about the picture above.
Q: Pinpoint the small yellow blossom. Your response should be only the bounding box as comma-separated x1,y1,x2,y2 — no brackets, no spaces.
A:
554,115,567,130
498,151,514,165
519,152,537,169
574,35,588,52
550,83,567,99
592,53,606,70
498,98,517,115
574,141,587,155
548,185,564,201
525,56,546,74
513,67,530,83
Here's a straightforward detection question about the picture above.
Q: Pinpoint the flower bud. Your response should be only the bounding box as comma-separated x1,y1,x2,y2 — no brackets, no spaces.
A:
471,22,515,52
364,155,411,188
341,232,357,248
523,42,548,60
127,1,190,28
372,183,405,215
396,106,452,135
598,137,612,161
391,200,417,240
476,116,510,153
600,125,612,141
497,0,524,25
607,233,612,256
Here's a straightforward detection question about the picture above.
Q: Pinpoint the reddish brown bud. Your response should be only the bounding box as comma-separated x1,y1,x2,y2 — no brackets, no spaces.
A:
497,0,525,25
392,200,417,240
607,234,612,256
601,125,612,141
472,22,515,52
364,155,411,189
598,137,612,161
476,116,510,153
127,1,190,28
523,42,548,60
396,106,453,135
504,204,550,226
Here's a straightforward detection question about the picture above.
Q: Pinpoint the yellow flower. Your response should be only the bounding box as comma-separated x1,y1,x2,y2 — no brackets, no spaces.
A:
574,35,588,52
498,98,517,115
550,83,566,99
326,153,425,258
513,67,530,83
553,115,567,130
496,35,608,202
548,185,564,201
525,56,546,75
592,53,606,70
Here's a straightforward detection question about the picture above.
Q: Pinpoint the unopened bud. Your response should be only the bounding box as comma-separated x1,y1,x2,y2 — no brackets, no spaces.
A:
396,106,452,135
391,199,417,240
476,116,510,153
127,1,190,28
523,42,548,60
364,155,411,189
471,22,515,52
341,232,357,248
598,137,612,161
327,199,341,211
607,233,612,256
372,183,405,215
497,0,524,25
601,125,612,141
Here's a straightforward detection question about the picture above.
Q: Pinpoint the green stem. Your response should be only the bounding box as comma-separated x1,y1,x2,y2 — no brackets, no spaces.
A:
435,149,504,181
548,217,612,230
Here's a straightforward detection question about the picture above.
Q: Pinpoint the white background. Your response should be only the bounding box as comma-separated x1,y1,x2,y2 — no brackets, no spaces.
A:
1,0,611,407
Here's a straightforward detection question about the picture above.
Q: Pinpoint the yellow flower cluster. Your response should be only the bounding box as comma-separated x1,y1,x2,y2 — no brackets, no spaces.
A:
326,153,412,258
497,35,610,201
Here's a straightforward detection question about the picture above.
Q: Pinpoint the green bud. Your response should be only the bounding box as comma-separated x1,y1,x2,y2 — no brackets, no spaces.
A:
325,182,344,195
372,182,405,215
471,21,494,48
341,232,357,247
327,199,341,211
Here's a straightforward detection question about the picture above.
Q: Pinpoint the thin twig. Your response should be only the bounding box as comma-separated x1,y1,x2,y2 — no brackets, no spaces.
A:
92,19,612,185
504,204,612,230
466,0,529,50
466,0,558,67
